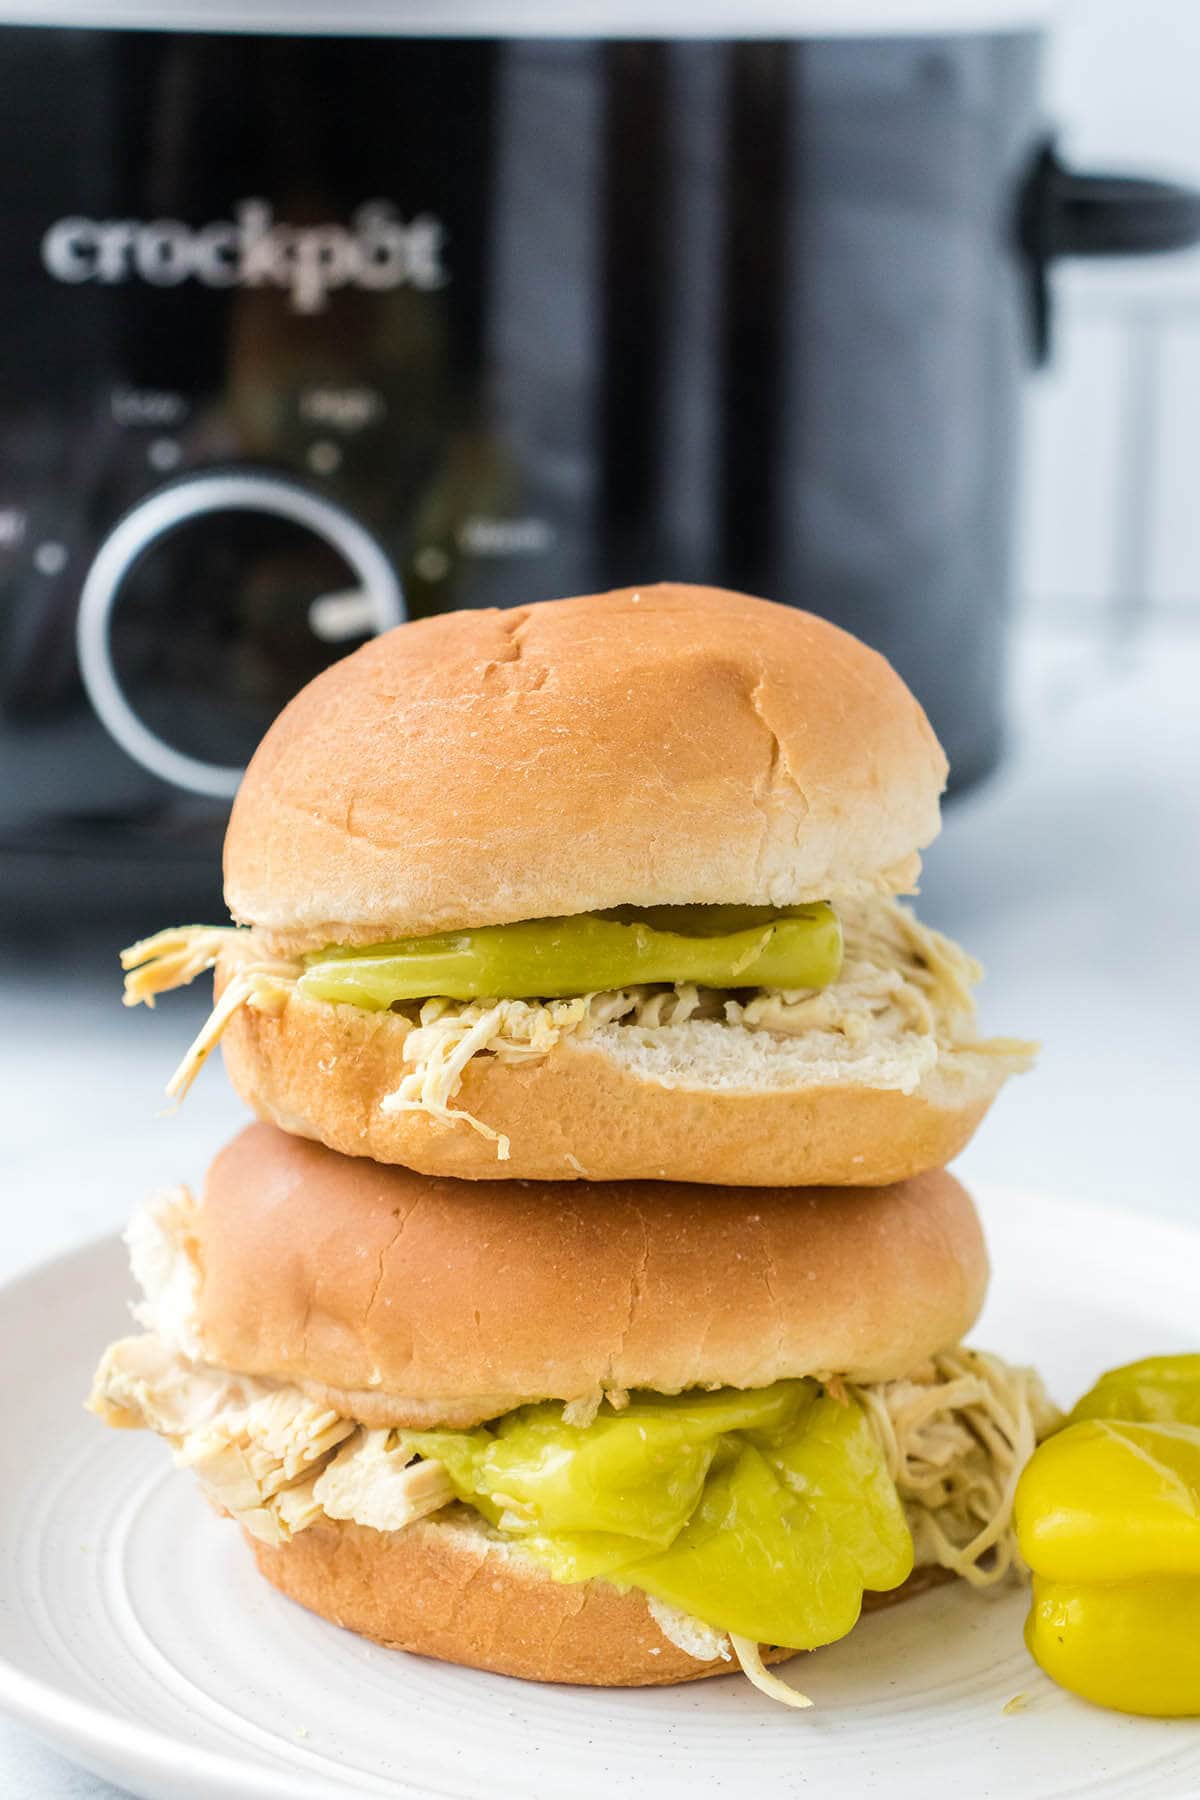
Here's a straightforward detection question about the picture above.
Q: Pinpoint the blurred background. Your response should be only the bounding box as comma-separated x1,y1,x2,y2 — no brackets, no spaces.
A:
1,0,1198,1253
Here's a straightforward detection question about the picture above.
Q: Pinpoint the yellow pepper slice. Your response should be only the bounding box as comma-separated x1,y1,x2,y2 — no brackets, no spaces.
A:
1026,1575,1200,1718
1015,1419,1200,1583
398,1380,913,1651
1067,1353,1200,1429
1015,1355,1200,1716
617,1398,913,1647
298,902,843,1007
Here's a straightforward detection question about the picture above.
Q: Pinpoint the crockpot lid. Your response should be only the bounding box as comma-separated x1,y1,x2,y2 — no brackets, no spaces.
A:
0,0,1054,34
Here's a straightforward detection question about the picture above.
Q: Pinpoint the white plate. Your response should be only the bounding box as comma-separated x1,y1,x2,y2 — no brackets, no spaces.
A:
1,1189,1198,1800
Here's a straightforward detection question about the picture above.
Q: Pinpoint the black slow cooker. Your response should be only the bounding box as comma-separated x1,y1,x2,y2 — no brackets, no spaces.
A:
1,1,1197,917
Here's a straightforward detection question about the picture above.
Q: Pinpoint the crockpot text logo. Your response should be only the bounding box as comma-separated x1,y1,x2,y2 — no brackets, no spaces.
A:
40,200,448,314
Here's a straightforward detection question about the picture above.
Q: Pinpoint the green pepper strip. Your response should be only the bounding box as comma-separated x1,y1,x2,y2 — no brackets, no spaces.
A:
298,902,843,1008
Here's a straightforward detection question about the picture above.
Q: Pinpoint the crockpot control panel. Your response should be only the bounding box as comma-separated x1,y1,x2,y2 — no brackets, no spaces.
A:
75,471,404,798
0,28,565,905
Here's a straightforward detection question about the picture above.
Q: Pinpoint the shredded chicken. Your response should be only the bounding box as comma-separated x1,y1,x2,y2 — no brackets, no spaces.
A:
124,1185,204,1358
561,1387,630,1428
121,926,236,1008
89,1336,451,1546
726,900,979,1041
377,997,596,1157
852,1349,1061,1588
730,1637,814,1710
315,1428,457,1534
121,927,295,1100
647,1596,731,1663
644,1596,815,1710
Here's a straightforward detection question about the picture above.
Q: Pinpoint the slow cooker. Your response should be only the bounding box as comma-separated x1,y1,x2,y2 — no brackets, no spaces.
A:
1,1,1198,918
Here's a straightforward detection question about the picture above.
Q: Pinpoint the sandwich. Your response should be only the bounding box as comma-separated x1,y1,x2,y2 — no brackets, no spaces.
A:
90,1123,1056,1705
121,585,1032,1185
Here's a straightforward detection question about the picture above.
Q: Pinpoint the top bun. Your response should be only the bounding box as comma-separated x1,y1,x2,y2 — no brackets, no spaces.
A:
224,585,947,951
182,1125,988,1427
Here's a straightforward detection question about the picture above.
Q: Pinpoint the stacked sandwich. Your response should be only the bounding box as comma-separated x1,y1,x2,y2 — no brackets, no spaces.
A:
91,584,1053,1705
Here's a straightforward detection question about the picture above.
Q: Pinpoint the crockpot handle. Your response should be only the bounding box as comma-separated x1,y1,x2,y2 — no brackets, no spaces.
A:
1020,141,1200,363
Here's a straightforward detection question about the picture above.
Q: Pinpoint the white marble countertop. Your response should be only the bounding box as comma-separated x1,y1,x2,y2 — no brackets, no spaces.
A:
2,619,1198,1797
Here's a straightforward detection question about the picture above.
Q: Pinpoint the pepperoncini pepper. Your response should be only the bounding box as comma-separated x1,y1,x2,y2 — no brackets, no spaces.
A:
298,902,843,1007
1014,1354,1200,1716
397,1379,913,1651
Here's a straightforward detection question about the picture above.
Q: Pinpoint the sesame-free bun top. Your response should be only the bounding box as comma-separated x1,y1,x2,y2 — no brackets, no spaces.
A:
187,1125,988,1427
224,585,948,951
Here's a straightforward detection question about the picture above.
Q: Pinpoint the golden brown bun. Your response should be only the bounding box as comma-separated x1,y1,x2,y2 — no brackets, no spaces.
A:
248,1513,948,1687
218,965,1000,1187
223,585,947,951
193,1126,989,1427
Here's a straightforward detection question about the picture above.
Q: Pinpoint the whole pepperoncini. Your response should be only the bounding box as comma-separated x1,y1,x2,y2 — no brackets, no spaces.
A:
1014,1354,1200,1716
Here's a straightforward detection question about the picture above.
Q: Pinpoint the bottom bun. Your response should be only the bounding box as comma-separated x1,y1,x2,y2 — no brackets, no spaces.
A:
220,977,1004,1185
247,1511,948,1688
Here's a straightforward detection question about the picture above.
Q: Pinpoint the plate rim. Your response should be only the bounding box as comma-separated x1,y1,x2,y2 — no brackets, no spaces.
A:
0,1234,419,1800
1,1192,1199,1799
